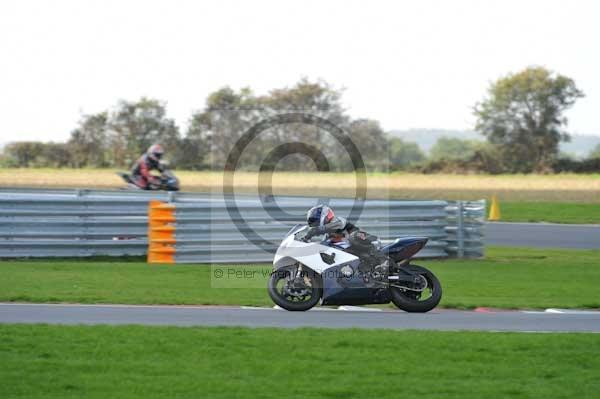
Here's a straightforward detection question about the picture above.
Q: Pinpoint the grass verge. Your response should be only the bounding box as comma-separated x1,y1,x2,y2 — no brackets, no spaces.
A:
1,324,599,399
494,201,600,224
0,247,599,309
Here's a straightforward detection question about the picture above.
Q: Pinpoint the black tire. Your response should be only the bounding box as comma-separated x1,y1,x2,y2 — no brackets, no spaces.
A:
267,266,322,311
390,264,442,313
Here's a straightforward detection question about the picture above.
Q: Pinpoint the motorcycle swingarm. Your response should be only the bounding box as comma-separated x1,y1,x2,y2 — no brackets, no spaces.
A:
388,267,422,284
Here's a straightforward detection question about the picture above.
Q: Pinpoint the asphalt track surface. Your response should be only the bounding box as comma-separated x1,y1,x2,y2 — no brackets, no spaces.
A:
485,222,600,249
1,303,599,332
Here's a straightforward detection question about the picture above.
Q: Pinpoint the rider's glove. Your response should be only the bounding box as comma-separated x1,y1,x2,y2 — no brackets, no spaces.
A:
303,227,320,242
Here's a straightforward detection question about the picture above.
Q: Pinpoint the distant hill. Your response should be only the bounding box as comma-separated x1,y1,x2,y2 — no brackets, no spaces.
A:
389,129,600,158
560,135,600,158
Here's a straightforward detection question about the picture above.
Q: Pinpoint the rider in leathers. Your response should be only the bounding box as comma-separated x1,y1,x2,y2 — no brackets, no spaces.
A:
304,205,388,272
130,144,165,189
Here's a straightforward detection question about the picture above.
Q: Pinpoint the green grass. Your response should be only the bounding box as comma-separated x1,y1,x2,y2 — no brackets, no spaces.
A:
1,324,598,399
494,201,600,224
431,247,600,309
0,260,271,306
1,247,599,309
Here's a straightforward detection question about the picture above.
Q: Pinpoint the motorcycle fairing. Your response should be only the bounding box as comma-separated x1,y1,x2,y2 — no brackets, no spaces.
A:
273,234,359,274
273,232,390,306
381,236,428,261
320,260,391,306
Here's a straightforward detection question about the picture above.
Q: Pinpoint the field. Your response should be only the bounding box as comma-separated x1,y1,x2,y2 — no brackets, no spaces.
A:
1,324,598,399
1,247,599,309
2,168,599,201
2,168,598,223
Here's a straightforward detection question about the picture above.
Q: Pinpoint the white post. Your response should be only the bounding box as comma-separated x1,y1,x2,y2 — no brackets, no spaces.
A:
457,201,465,258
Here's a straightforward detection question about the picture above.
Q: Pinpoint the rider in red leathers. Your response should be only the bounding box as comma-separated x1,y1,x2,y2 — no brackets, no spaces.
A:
130,144,165,190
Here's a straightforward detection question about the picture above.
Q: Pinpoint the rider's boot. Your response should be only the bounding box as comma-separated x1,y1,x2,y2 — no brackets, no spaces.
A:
368,247,391,280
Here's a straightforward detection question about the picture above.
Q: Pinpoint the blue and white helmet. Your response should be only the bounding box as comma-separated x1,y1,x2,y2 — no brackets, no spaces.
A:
306,205,335,228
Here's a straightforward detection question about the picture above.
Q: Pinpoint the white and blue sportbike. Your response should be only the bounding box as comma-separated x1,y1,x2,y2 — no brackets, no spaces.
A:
268,225,442,312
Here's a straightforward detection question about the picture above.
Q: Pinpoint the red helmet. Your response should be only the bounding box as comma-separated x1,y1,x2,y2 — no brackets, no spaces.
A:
147,144,164,162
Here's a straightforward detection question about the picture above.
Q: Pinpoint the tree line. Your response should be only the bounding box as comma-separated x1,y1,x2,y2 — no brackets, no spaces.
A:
1,68,598,173
0,79,420,172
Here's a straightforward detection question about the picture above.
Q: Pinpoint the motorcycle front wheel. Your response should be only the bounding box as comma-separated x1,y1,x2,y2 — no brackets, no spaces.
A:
267,265,322,311
390,264,442,313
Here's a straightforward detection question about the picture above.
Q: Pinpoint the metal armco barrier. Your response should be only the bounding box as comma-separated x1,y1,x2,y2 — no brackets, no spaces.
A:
146,197,453,263
0,189,161,257
0,188,485,261
445,200,486,258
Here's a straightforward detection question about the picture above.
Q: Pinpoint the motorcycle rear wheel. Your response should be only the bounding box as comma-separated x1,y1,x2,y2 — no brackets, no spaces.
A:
390,264,442,313
268,265,322,311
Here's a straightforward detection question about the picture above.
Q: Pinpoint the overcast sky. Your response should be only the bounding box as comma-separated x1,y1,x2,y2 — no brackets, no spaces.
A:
0,0,598,143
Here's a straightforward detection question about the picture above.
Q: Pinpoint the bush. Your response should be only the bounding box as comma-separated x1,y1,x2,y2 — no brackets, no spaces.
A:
416,145,505,174
552,157,600,173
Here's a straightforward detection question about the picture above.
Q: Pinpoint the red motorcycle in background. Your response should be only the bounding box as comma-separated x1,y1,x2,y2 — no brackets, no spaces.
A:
117,168,180,191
